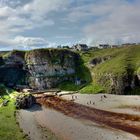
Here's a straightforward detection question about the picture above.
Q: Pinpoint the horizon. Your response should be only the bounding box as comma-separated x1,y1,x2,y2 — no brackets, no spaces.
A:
0,0,140,50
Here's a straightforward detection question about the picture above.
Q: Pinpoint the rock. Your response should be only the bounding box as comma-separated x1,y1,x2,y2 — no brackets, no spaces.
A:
2,100,9,106
25,49,79,89
103,95,107,98
90,56,112,67
15,94,36,109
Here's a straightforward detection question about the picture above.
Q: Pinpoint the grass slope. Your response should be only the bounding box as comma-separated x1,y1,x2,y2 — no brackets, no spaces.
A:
80,45,140,94
0,87,26,140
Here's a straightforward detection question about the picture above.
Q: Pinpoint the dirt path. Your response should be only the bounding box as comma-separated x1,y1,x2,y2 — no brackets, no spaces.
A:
37,96,140,138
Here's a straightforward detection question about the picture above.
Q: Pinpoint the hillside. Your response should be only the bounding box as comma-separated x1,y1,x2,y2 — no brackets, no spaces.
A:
79,45,140,94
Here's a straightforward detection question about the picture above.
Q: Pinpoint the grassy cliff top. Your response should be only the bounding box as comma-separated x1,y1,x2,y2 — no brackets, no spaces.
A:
25,48,77,57
0,50,25,59
81,45,140,76
0,48,79,63
79,45,140,94
25,48,79,66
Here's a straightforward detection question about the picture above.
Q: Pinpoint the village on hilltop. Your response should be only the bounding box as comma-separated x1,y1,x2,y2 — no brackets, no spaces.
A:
57,42,140,51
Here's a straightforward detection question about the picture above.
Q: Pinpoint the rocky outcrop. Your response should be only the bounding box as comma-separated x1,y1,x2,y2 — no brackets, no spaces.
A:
94,71,140,95
25,49,78,89
15,94,36,109
90,56,112,67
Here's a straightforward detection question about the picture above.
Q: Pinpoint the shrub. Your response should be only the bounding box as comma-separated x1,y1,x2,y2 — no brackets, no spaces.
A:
0,84,7,95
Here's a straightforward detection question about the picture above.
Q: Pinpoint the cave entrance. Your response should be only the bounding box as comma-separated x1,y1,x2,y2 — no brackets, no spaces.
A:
134,75,139,87
0,67,28,88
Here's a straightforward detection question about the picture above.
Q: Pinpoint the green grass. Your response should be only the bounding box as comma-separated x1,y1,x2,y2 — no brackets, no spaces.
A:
0,89,27,140
137,67,140,74
78,45,140,94
92,46,140,74
80,83,105,94
58,81,83,91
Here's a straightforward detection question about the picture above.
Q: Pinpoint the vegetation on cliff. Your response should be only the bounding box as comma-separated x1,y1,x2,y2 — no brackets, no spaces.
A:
25,48,77,66
79,45,140,94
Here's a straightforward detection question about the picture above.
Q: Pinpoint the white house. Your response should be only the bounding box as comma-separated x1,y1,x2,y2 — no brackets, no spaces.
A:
72,44,88,51
98,44,111,49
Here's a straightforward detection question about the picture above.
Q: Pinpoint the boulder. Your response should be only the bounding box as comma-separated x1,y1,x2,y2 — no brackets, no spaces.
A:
2,100,9,106
90,56,112,67
15,94,36,109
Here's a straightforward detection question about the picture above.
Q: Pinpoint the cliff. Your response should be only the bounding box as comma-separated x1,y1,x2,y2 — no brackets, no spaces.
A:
0,46,139,95
0,49,79,90
25,49,79,89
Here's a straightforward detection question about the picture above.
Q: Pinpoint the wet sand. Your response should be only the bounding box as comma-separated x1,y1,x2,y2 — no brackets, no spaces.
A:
60,93,140,115
17,94,140,140
35,106,136,140
37,96,140,138
16,104,59,140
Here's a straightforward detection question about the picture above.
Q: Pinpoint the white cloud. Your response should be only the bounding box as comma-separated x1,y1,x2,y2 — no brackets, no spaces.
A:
0,0,69,35
66,0,120,22
0,6,16,17
82,0,140,45
0,0,71,50
14,36,48,46
23,0,69,16
0,0,140,49
0,36,50,50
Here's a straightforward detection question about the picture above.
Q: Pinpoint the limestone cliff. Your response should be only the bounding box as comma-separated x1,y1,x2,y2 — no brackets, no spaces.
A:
0,49,79,90
25,49,78,89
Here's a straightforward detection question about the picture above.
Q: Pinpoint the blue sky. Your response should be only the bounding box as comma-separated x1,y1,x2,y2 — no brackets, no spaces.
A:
0,0,140,50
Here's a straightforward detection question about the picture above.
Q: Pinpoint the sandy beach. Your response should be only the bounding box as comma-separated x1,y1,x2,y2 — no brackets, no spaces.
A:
60,92,140,115
17,93,140,140
16,105,59,140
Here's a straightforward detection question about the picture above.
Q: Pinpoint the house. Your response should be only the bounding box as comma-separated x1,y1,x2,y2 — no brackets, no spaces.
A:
72,44,88,51
88,46,99,51
111,45,118,48
98,44,111,49
122,43,137,47
57,45,70,49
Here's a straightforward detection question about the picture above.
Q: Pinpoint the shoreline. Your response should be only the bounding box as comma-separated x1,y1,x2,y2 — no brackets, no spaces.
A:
16,104,59,140
17,93,140,140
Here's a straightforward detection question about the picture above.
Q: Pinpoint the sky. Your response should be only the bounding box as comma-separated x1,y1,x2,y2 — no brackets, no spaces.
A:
0,0,140,50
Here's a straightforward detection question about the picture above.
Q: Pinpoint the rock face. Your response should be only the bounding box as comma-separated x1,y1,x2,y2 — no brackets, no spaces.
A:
0,51,27,87
90,56,112,67
94,72,140,95
0,49,79,90
25,49,78,89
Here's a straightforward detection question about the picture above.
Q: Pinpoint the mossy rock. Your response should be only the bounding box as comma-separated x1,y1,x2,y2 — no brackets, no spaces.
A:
15,94,36,109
